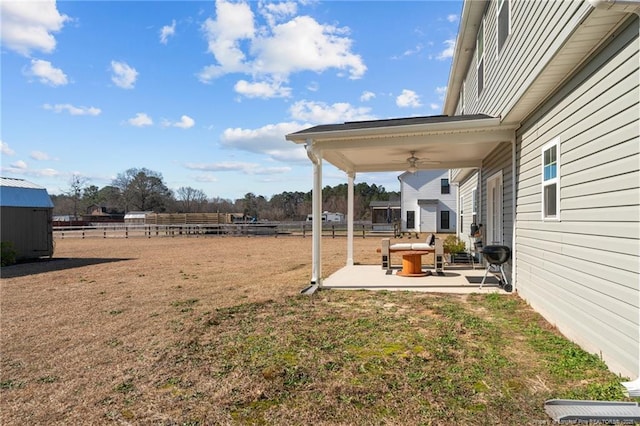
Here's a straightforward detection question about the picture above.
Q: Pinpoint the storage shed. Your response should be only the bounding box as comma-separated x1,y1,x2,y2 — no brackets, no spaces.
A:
0,177,54,261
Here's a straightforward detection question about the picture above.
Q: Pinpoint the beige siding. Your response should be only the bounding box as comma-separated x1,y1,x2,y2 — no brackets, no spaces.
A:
515,19,639,378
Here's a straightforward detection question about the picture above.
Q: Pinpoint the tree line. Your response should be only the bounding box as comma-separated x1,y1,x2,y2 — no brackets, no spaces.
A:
52,167,399,221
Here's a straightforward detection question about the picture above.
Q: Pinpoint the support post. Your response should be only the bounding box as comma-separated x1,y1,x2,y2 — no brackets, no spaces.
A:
347,171,355,266
307,142,322,289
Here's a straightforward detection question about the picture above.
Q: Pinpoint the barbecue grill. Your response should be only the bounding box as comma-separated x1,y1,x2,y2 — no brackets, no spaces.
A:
480,245,512,292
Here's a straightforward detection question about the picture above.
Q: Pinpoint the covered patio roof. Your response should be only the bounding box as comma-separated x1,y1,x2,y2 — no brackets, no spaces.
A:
286,114,517,173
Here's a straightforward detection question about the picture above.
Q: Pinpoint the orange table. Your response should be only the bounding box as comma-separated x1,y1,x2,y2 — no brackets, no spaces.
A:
394,250,432,277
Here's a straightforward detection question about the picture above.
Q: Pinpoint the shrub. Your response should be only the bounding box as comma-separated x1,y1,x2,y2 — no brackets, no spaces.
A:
443,235,466,254
1,241,17,266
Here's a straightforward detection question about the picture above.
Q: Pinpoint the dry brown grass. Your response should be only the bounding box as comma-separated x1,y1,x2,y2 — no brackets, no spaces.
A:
0,236,630,425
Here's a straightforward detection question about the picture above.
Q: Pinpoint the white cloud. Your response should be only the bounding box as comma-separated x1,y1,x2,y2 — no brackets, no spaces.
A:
429,103,440,110
447,14,459,23
30,151,51,161
12,160,28,170
127,113,153,127
360,91,375,102
435,86,447,98
160,19,176,44
43,103,101,116
26,59,68,86
251,16,366,80
259,1,297,27
219,121,309,162
199,0,255,81
1,141,15,156
289,100,375,124
437,39,456,61
0,0,70,56
396,89,422,108
199,0,366,98
111,61,138,89
174,115,195,129
234,79,291,99
184,161,291,175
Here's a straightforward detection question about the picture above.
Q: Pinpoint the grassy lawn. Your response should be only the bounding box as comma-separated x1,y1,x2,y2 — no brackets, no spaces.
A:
0,237,635,425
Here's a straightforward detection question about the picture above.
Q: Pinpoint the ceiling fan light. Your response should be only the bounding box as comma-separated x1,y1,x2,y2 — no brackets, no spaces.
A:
407,164,417,173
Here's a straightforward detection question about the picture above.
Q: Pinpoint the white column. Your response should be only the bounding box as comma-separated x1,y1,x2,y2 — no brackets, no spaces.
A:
310,146,323,286
347,171,355,266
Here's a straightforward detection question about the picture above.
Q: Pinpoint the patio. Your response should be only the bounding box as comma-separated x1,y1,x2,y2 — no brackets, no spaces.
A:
321,263,509,294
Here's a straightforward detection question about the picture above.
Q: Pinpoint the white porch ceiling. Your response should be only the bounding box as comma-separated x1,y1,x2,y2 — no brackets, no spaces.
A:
286,115,517,173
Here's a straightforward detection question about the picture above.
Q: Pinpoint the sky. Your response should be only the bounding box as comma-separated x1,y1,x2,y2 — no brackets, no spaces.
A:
1,0,462,201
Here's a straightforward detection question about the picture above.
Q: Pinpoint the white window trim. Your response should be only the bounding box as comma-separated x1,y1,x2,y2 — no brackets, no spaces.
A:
541,137,561,221
471,188,478,216
496,0,511,58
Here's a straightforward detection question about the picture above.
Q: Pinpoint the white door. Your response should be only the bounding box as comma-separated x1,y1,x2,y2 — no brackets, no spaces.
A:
486,172,503,245
419,204,437,233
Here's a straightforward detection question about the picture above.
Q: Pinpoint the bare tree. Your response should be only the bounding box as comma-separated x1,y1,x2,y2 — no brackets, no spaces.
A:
175,187,208,213
66,174,88,220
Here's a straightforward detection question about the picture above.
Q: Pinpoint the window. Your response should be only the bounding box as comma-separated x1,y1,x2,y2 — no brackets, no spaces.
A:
472,188,478,224
477,18,485,97
406,210,415,229
497,0,511,53
541,138,560,220
441,211,450,230
441,178,450,194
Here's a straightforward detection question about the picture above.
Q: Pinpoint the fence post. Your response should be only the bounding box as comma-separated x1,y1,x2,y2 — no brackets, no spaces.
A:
332,225,335,239
125,226,128,239
104,227,107,238
82,231,85,239
362,224,365,239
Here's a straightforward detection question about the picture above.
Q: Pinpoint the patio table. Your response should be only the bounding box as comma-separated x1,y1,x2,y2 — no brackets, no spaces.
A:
394,250,433,277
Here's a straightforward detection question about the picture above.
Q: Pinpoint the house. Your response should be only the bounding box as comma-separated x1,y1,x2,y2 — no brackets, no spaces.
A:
369,200,401,232
306,211,345,222
286,0,639,382
399,170,456,233
0,177,54,261
443,0,639,382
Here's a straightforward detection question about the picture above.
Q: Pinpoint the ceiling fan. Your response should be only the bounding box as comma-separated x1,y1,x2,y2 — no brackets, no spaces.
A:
403,151,440,173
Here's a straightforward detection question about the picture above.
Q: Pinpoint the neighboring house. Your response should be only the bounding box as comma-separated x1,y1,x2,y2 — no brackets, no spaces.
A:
286,0,639,381
443,1,639,379
399,170,457,233
0,177,54,261
369,200,401,232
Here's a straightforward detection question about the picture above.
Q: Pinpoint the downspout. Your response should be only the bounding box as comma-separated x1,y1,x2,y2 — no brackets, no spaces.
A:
302,141,322,295
511,134,517,293
347,171,355,266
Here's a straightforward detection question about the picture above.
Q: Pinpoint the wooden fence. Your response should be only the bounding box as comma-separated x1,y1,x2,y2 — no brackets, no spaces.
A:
53,222,403,239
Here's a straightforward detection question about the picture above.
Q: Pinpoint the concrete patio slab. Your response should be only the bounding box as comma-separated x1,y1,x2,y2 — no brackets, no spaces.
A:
321,264,509,294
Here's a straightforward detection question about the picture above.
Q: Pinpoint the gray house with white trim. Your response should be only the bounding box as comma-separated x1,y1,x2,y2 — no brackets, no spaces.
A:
444,0,639,381
286,0,639,383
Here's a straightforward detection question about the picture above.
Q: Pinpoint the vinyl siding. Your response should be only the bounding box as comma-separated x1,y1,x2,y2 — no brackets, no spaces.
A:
457,173,479,242
481,142,514,280
457,0,591,118
400,170,457,233
515,18,639,378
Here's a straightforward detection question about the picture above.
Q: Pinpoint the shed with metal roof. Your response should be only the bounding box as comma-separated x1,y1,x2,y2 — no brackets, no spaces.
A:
0,177,54,261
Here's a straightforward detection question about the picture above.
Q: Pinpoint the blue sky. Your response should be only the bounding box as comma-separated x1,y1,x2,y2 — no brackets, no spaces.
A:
1,0,462,200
